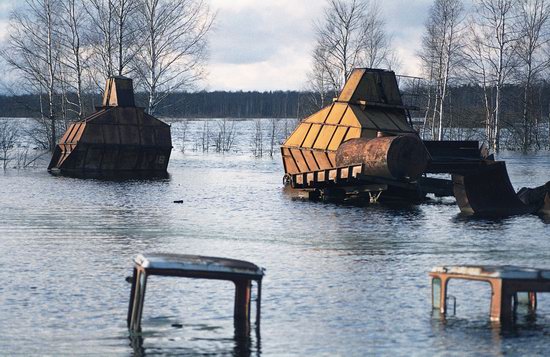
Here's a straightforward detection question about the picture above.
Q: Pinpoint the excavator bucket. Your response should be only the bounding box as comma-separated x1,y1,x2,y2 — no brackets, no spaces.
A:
453,161,548,217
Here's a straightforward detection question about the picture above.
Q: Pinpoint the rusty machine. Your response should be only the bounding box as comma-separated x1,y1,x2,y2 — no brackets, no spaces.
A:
281,68,550,217
48,76,172,175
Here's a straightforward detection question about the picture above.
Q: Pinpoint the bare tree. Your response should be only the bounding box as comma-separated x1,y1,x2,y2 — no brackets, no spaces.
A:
515,0,550,151
268,118,279,157
133,0,214,115
214,118,236,153
86,0,116,81
311,0,395,92
419,0,465,140
305,46,336,110
3,0,62,151
361,1,393,68
180,119,189,153
0,119,19,170
85,0,140,85
252,119,264,158
60,0,89,119
114,0,140,76
463,22,496,145
471,0,518,152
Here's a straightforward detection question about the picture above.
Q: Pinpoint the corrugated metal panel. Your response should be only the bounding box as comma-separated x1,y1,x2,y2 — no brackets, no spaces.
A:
327,151,337,166
340,108,361,127
350,106,379,130
282,147,299,174
344,127,361,142
338,69,366,102
350,72,380,103
328,126,349,151
381,73,402,105
313,150,333,170
384,110,414,132
60,124,77,143
284,123,310,147
290,148,310,172
81,124,104,144
304,106,331,123
302,124,322,148
313,125,337,150
302,149,320,171
325,102,347,124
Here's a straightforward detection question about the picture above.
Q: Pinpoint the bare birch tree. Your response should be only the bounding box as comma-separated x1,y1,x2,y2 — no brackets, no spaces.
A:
463,23,496,145
85,0,139,85
419,0,465,140
311,0,395,92
0,119,18,170
472,0,518,152
133,0,214,115
515,0,550,151
305,46,336,110
113,0,141,76
3,0,62,151
59,0,88,119
361,1,393,68
86,0,116,81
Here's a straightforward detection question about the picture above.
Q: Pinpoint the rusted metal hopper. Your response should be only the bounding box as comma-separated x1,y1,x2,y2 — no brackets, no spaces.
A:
281,68,432,201
48,76,172,175
281,68,418,177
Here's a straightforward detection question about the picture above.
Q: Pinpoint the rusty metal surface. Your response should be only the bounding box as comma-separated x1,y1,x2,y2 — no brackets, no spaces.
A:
49,77,172,174
335,136,429,179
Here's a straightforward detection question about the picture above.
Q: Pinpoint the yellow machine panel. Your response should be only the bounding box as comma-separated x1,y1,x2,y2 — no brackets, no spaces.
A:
281,68,417,175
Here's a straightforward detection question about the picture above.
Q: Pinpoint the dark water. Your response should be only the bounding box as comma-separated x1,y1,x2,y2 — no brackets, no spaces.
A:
1,119,550,356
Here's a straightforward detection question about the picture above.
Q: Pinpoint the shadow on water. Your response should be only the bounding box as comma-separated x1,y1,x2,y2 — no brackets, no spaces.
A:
48,170,171,182
430,309,550,355
128,324,261,357
453,211,550,225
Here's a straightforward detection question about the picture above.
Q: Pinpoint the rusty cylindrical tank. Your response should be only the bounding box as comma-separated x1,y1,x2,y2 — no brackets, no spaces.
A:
335,135,430,179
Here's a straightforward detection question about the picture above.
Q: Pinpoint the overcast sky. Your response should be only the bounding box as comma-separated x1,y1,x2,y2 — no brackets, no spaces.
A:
207,0,433,91
0,0,434,92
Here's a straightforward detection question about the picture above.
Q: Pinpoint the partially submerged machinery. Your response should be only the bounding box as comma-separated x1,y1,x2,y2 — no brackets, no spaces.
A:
48,77,172,175
281,68,550,217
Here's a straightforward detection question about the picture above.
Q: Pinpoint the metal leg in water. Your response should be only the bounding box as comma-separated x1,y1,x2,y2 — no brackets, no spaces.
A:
129,269,148,331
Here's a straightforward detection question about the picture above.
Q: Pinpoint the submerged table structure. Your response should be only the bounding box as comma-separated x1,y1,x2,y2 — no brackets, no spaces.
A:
128,253,264,332
430,265,550,323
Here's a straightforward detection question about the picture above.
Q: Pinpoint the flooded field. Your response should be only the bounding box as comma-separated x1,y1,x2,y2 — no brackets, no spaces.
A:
1,118,550,356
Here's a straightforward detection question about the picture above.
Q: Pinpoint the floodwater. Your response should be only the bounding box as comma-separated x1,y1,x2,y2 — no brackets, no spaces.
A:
1,118,550,356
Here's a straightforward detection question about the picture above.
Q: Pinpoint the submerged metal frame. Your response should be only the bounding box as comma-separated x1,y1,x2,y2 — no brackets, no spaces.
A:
429,266,550,323
127,254,264,333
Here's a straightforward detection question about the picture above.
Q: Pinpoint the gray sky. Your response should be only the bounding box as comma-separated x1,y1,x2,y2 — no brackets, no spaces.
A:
207,0,433,91
0,0,433,91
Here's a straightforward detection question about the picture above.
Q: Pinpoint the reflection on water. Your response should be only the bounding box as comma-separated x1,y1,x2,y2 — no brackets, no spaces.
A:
0,119,550,355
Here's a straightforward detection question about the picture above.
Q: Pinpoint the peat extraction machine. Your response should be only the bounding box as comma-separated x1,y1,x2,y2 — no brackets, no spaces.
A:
48,76,172,177
281,68,549,217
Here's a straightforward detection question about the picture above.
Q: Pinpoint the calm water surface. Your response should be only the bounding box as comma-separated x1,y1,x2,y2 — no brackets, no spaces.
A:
1,119,550,356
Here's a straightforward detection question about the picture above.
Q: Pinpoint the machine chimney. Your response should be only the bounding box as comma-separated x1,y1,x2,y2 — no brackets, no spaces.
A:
102,76,136,107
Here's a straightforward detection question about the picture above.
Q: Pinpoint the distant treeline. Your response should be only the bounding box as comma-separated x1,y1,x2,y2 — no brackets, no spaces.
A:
2,84,550,146
0,91,315,119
